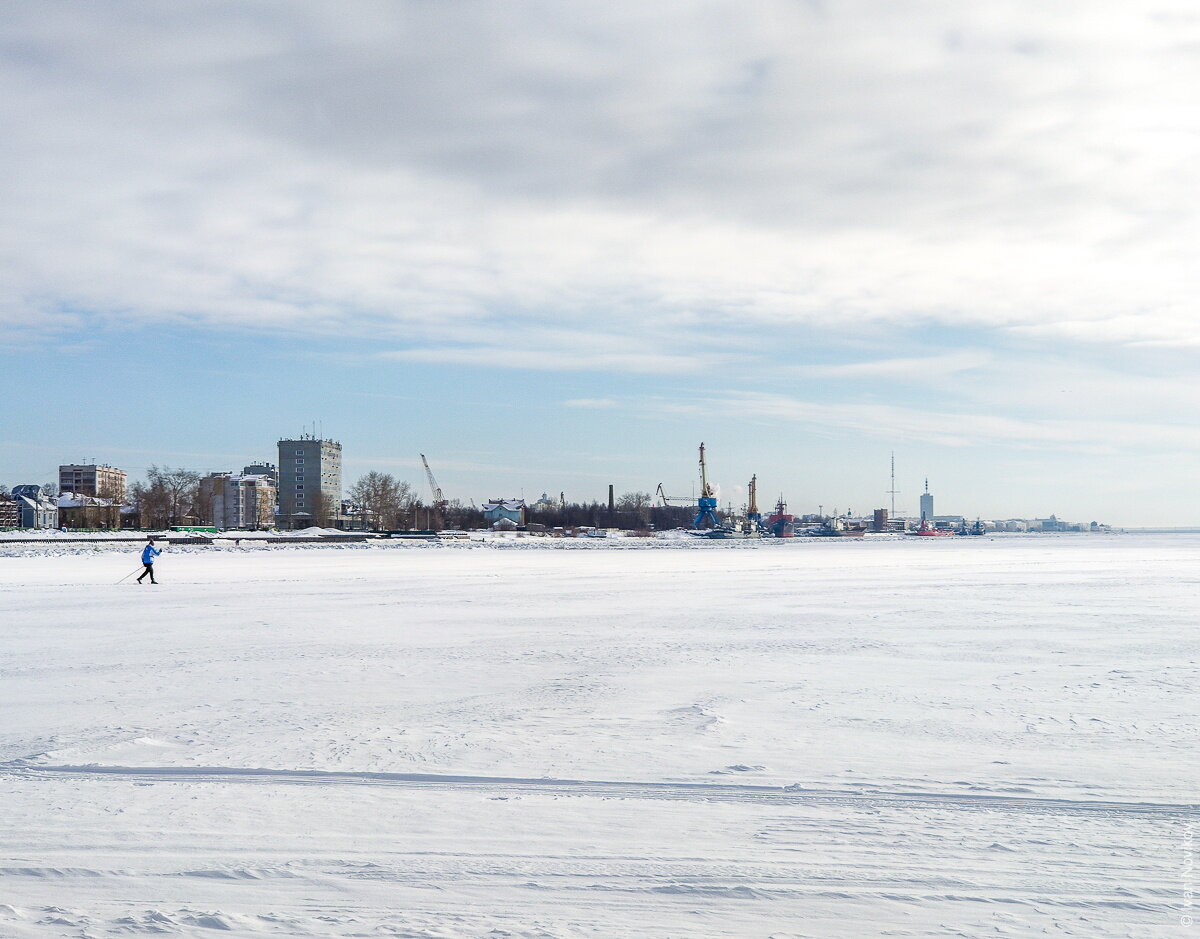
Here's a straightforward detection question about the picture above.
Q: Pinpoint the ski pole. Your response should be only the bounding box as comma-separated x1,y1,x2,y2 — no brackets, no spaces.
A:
116,566,143,585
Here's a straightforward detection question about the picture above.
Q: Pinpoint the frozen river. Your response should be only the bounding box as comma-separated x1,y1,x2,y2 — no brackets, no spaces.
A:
1,534,1196,936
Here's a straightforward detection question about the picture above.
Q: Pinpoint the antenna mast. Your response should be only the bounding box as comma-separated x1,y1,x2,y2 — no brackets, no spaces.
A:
887,451,900,519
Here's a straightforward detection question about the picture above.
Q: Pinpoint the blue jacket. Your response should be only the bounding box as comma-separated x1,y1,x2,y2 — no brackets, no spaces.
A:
142,544,161,564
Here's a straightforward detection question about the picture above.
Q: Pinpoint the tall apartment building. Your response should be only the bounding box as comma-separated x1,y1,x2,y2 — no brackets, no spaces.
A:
200,473,277,530
59,463,127,500
276,435,342,528
919,479,934,522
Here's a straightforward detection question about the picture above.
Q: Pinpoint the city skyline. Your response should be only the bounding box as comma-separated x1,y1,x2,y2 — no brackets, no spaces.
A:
2,3,1198,527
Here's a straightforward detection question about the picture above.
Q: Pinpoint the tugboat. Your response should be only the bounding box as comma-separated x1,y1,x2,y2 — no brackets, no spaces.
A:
907,515,956,537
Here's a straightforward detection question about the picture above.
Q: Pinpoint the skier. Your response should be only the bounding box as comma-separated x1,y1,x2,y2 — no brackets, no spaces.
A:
136,538,161,584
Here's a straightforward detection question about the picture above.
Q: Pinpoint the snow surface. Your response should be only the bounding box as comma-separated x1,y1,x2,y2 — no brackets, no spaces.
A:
1,534,1196,937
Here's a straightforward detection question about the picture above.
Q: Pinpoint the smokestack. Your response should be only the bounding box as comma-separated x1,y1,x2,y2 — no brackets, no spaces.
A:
608,484,615,512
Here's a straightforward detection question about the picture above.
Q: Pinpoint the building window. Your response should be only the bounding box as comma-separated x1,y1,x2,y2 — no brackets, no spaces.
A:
296,484,304,490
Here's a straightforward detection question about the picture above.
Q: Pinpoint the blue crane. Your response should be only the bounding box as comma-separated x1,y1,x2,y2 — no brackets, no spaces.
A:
693,442,720,529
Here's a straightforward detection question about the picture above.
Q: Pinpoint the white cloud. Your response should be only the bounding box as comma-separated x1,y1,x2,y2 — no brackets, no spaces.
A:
564,398,619,409
648,390,1200,455
383,345,710,375
2,0,1200,356
797,350,994,381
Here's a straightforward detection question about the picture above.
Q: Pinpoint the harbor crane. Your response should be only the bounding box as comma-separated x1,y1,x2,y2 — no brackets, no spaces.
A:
657,444,722,528
746,474,761,532
693,442,720,529
655,482,692,507
419,454,450,525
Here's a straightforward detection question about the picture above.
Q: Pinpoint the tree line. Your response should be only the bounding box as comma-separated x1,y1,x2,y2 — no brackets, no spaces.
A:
8,467,711,531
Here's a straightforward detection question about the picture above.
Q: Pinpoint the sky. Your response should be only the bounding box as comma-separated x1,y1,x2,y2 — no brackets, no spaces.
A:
2,1,1199,526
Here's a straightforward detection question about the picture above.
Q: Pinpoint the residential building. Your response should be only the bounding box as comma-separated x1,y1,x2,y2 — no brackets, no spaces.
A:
242,462,277,481
58,493,121,530
0,498,17,528
200,473,277,529
11,485,58,529
276,435,342,529
58,463,127,500
483,499,526,526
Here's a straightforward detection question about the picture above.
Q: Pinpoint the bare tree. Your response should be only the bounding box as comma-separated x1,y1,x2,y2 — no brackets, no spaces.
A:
137,466,201,527
307,489,333,529
348,473,416,530
192,479,215,526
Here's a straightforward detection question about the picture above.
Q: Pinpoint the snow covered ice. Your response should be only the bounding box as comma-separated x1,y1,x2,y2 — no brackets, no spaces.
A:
1,534,1196,937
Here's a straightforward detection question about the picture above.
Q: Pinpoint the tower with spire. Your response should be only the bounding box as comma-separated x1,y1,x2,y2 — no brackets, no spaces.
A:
919,478,934,523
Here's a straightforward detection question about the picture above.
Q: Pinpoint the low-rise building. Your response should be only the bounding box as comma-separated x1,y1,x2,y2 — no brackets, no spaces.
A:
483,499,526,526
58,493,121,530
11,485,58,529
0,498,18,528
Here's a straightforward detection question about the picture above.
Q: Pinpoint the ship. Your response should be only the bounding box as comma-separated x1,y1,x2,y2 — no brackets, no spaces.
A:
765,496,795,537
907,516,957,537
802,516,867,537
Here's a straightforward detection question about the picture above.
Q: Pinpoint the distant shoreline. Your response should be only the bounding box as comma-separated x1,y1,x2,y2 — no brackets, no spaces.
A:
1121,528,1200,534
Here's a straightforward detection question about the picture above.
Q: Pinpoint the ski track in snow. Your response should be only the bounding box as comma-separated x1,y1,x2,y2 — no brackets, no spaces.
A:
2,534,1198,937
4,761,1196,818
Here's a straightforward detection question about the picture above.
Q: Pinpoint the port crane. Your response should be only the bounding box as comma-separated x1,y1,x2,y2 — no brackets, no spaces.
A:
419,453,450,525
655,482,693,507
693,442,720,528
745,474,761,532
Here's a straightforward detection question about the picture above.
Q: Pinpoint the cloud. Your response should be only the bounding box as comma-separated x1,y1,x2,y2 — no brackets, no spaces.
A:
797,350,994,380
649,390,1200,455
3,0,1200,359
565,398,619,409
382,344,711,374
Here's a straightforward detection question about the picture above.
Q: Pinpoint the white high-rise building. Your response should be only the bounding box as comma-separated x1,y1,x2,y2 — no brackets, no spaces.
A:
919,479,934,522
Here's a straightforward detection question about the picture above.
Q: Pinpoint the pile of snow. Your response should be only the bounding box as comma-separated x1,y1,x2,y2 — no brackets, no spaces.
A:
289,526,352,537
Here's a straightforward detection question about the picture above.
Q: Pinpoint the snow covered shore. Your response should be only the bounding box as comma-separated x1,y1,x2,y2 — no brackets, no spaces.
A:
1,535,1196,936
